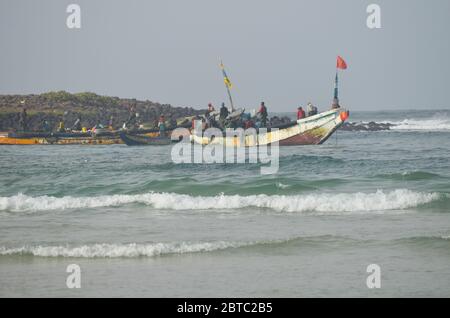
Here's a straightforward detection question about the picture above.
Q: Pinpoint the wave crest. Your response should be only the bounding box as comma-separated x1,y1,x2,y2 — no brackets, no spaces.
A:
0,241,249,258
2,235,448,258
0,189,443,214
389,117,450,131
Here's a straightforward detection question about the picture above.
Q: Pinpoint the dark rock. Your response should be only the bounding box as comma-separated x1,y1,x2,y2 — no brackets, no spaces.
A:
340,122,394,132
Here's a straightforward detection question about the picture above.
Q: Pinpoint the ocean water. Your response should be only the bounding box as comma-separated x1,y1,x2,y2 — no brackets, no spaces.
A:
0,109,449,297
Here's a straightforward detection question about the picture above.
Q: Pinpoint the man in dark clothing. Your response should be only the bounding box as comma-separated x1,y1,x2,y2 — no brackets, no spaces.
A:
219,102,229,128
19,108,28,131
42,120,50,132
219,102,229,119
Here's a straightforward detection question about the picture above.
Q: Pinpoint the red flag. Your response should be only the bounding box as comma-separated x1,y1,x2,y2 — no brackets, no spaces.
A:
336,56,347,70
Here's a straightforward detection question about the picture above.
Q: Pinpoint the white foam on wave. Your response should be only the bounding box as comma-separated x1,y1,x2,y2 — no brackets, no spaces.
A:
0,189,442,214
388,117,450,131
0,240,258,258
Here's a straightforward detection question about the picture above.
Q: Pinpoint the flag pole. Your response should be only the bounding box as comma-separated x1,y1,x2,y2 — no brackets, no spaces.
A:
335,54,339,101
334,56,347,106
226,85,235,112
334,56,340,106
334,69,339,102
220,60,235,112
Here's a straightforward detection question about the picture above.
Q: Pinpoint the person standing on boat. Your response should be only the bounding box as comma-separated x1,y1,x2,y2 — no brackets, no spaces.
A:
126,104,137,128
219,102,229,118
158,115,166,137
205,103,214,128
18,108,28,131
108,115,114,130
219,102,229,128
297,106,306,120
204,113,211,129
257,102,268,127
58,120,65,132
307,102,318,117
207,111,217,128
42,120,50,132
72,116,82,131
207,103,215,114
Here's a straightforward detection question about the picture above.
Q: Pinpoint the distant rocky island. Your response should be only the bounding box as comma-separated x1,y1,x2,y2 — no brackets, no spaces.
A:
0,91,204,131
0,91,394,132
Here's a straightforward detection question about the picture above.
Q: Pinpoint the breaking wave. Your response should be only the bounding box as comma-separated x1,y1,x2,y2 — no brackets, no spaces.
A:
343,114,450,131
0,236,360,258
0,241,254,258
0,189,444,214
1,235,449,258
389,117,450,131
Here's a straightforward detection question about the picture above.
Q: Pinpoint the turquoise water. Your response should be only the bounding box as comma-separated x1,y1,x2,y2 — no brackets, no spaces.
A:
0,110,449,297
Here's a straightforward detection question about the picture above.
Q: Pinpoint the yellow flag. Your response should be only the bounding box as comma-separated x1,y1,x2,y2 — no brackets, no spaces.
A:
220,62,233,89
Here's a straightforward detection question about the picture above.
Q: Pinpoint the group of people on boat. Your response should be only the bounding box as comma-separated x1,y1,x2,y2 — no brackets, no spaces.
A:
297,102,318,119
14,108,115,134
188,98,339,133
189,102,270,131
39,116,112,134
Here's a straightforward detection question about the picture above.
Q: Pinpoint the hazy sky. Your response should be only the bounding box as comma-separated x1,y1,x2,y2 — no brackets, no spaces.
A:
1,0,449,111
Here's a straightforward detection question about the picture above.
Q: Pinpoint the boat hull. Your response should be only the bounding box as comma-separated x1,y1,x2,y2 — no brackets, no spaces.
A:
119,132,172,146
0,135,122,145
0,129,170,145
190,108,349,146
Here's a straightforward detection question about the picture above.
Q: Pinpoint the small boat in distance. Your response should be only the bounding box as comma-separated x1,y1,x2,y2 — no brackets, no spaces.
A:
0,130,122,145
119,132,173,146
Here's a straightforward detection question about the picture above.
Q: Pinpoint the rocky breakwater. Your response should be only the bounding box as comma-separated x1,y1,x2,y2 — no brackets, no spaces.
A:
0,91,204,132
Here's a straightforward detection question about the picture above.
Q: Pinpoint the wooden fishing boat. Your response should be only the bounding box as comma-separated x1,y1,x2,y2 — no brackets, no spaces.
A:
0,123,192,145
0,133,43,145
190,108,349,146
119,132,173,146
0,131,122,145
119,122,193,146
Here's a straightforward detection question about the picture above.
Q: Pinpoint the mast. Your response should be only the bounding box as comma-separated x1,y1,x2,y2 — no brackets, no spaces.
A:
220,60,235,112
334,56,347,107
334,71,339,103
226,85,235,112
